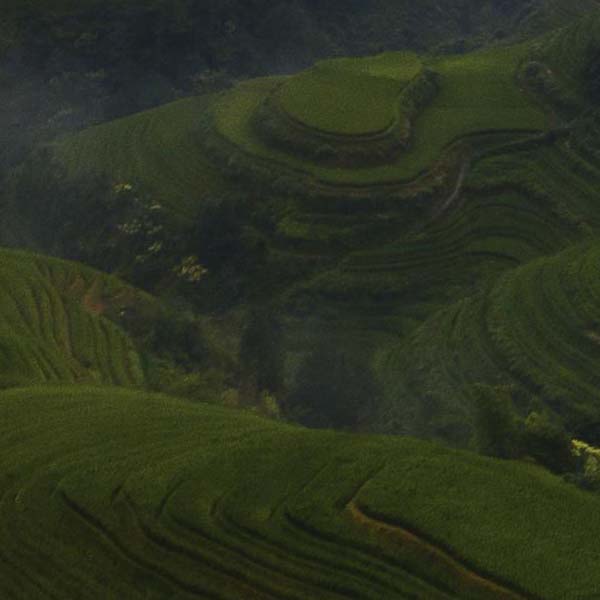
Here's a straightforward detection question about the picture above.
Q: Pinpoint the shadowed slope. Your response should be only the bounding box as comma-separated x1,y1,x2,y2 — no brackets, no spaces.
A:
379,237,600,443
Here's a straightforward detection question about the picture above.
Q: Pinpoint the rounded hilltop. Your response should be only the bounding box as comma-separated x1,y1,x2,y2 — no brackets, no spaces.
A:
251,52,441,168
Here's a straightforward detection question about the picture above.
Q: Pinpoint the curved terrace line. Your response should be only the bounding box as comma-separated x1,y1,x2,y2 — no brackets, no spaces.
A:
347,501,539,600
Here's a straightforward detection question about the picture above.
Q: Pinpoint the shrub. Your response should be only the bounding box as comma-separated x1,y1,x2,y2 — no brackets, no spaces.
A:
571,440,600,490
521,411,575,474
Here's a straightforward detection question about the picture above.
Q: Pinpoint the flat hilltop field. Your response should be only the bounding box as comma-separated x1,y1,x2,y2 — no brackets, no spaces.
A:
276,52,423,136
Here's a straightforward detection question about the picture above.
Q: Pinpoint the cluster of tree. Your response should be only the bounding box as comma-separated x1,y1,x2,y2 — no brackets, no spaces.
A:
238,306,285,408
585,45,600,104
519,61,581,116
5,153,274,307
3,0,335,128
236,309,381,430
283,340,380,430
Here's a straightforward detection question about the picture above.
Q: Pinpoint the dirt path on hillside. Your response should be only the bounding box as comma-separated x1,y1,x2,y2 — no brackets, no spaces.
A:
82,278,106,315
347,500,536,600
431,159,469,220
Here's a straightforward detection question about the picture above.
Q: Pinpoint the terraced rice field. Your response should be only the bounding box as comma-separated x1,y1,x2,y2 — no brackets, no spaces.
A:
213,45,549,186
5,6,600,600
289,184,575,322
4,385,600,598
54,96,227,218
283,99,599,364
372,109,600,435
0,249,150,388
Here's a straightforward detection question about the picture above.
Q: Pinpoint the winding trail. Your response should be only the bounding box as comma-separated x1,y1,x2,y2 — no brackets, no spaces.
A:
431,160,469,220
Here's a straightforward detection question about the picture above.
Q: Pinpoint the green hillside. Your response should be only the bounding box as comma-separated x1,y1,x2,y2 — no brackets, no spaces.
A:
54,96,226,219
0,249,151,389
281,112,600,355
3,385,600,598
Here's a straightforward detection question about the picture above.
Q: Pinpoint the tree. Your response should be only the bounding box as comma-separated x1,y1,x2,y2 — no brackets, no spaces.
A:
522,411,574,474
585,45,600,104
284,341,380,430
238,306,284,406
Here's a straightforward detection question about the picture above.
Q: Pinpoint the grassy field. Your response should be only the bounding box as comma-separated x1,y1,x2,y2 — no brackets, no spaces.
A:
54,96,227,219
277,52,422,136
0,248,151,389
214,45,549,186
2,385,600,598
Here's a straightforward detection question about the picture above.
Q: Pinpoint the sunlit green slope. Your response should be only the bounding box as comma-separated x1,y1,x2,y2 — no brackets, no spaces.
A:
277,52,423,135
51,43,551,198
0,249,151,388
2,385,600,599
